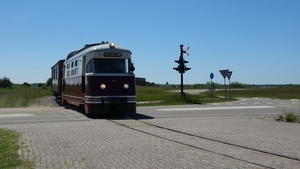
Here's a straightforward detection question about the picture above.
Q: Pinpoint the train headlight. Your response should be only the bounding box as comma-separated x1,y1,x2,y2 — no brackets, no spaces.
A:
109,42,115,48
100,84,106,89
124,84,129,89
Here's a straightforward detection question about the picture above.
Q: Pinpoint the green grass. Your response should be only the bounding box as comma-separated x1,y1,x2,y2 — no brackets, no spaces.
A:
0,128,34,169
136,86,300,106
1,85,300,107
277,111,300,123
0,128,21,168
0,85,51,108
285,112,298,122
136,86,237,106
283,110,299,123
213,88,300,100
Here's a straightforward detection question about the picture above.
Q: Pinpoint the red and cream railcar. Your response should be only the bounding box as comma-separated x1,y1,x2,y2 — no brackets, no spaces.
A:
51,42,136,115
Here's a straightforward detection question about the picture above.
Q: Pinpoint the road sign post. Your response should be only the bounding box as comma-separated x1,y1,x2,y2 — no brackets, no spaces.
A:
219,69,229,99
210,72,214,93
227,71,233,99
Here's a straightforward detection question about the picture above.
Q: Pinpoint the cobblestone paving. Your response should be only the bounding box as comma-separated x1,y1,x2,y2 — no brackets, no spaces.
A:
1,115,300,168
139,115,300,159
136,116,300,168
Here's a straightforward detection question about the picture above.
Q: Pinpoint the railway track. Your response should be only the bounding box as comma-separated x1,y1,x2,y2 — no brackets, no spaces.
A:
108,115,300,169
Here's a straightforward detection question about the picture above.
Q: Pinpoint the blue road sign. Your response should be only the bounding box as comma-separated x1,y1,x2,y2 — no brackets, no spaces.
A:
210,73,214,79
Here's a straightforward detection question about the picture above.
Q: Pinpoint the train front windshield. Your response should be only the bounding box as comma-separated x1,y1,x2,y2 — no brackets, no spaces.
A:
86,58,129,73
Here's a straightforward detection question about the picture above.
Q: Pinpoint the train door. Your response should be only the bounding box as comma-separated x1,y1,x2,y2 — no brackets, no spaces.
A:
81,55,86,93
58,62,64,94
62,64,66,92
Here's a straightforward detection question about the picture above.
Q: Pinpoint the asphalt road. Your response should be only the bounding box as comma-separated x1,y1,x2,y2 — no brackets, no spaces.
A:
0,106,88,124
134,98,299,119
0,98,298,124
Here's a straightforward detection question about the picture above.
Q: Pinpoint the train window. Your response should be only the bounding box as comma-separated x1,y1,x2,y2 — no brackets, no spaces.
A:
75,68,79,75
85,58,129,73
112,60,124,73
86,59,94,73
92,58,128,73
55,68,57,79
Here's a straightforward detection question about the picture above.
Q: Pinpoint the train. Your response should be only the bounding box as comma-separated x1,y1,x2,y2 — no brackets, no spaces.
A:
51,41,136,115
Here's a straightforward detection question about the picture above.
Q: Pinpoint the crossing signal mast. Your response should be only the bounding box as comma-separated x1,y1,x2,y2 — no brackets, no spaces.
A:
173,44,191,96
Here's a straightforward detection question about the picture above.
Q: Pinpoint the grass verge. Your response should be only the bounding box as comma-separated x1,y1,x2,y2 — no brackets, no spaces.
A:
0,86,51,108
0,128,34,169
212,88,300,100
1,86,299,107
136,86,237,106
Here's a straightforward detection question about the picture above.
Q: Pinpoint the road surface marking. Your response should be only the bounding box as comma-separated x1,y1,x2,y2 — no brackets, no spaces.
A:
0,114,36,117
156,106,274,112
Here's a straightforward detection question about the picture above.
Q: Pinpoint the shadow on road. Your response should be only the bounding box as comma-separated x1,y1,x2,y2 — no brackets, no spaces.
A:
85,113,153,120
54,96,153,120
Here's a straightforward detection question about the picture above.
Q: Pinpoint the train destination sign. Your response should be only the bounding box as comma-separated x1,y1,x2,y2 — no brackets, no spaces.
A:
103,53,122,57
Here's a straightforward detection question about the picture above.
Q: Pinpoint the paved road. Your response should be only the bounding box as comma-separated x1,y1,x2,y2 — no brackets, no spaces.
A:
171,89,246,94
136,98,299,118
0,107,88,124
0,98,299,168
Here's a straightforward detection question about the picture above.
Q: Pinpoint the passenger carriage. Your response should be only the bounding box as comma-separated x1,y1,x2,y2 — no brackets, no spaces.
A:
51,59,64,97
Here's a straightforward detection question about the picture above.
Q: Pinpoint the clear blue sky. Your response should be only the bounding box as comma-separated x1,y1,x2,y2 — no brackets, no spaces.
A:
1,0,299,85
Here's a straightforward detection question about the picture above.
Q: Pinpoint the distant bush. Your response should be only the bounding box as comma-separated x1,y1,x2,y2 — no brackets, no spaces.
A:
38,83,45,87
192,83,207,89
230,82,246,88
0,76,13,88
46,77,52,87
22,82,31,87
206,81,223,89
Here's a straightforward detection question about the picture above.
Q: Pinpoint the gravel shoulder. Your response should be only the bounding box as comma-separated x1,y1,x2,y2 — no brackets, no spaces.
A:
30,96,61,108
0,96,63,114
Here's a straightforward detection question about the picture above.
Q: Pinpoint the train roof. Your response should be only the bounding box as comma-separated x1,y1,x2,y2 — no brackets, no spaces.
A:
66,41,131,60
51,59,65,69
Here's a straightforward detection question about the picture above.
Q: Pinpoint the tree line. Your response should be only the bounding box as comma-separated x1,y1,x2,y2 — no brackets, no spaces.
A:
0,76,52,88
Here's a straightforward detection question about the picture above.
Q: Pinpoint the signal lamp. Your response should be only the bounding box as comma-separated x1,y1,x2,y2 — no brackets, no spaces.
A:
109,42,115,48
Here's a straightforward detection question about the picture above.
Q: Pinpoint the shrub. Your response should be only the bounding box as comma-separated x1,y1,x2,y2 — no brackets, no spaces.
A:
38,83,44,87
285,112,297,122
206,81,222,89
230,82,246,88
46,77,52,87
0,76,13,88
22,82,31,87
